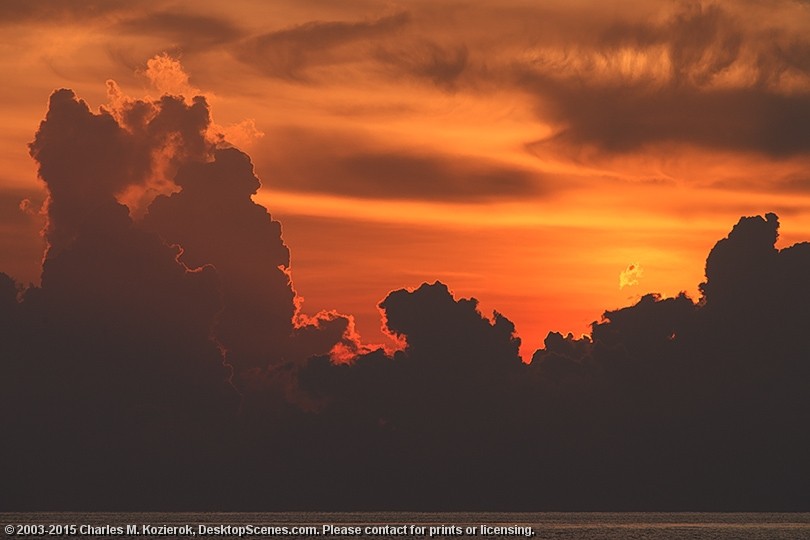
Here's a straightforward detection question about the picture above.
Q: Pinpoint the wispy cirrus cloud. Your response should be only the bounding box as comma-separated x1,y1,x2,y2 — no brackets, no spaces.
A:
515,1,810,158
114,11,243,52
235,12,410,80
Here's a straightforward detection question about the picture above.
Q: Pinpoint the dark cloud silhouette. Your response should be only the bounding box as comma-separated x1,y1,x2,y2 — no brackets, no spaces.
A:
379,282,522,375
235,12,410,80
290,214,810,510
0,189,44,284
3,88,241,509
145,147,294,372
700,212,780,307
30,89,150,255
145,147,350,372
521,213,810,509
29,88,213,256
1,83,357,508
290,283,527,509
2,82,809,511
0,272,19,325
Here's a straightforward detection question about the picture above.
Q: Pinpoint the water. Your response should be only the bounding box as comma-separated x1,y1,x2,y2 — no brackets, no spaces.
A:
2,512,809,539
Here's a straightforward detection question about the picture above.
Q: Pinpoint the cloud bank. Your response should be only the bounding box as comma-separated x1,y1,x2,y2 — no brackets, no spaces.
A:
2,68,809,511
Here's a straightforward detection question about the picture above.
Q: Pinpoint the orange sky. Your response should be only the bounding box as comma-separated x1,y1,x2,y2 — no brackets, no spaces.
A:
2,0,810,359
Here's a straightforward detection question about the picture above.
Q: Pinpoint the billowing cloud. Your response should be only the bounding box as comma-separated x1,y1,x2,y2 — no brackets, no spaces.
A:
2,84,242,508
140,53,204,97
3,71,810,510
2,10,810,512
0,188,44,284
144,145,352,373
298,212,810,509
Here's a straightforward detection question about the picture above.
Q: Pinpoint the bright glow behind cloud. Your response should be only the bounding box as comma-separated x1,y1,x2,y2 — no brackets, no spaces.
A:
620,262,644,289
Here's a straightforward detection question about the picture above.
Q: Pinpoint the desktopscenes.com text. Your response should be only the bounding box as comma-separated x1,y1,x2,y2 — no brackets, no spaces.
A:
5,522,536,537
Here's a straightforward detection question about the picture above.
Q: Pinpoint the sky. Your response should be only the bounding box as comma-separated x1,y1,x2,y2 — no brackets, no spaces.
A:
3,0,810,358
2,0,810,512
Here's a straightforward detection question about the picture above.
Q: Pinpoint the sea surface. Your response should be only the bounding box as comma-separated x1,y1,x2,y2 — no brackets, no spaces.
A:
2,512,809,540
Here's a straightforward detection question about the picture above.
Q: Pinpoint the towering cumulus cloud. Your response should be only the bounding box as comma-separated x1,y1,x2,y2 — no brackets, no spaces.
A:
144,148,296,371
1,70,809,510
1,68,355,506
4,88,238,508
144,147,358,374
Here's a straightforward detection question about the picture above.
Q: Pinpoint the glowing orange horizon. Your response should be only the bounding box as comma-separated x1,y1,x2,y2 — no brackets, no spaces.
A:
2,1,810,362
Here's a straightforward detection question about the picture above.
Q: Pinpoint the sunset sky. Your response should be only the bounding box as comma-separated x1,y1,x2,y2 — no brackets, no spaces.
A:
3,0,810,358
4,1,810,513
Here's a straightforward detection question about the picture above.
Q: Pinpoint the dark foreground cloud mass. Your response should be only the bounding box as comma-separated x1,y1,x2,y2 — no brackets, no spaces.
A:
1,86,809,511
